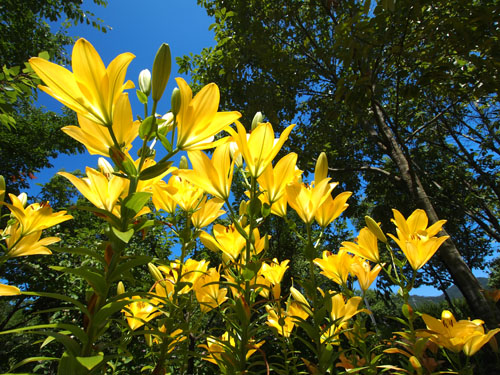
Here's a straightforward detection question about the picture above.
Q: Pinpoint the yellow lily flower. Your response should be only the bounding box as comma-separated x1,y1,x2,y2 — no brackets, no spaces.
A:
321,294,364,344
155,258,209,298
388,209,449,270
2,194,72,236
152,176,203,213
350,257,382,292
314,250,353,286
0,283,21,296
329,294,363,324
315,191,352,228
199,224,246,262
194,267,228,312
419,310,500,356
122,296,160,330
62,93,139,156
59,167,127,214
29,38,135,127
175,77,241,150
176,143,234,200
286,177,335,224
200,332,262,366
191,196,226,229
259,193,288,217
257,153,300,204
227,121,295,178
257,259,290,299
266,301,309,337
266,305,296,338
341,227,380,263
151,180,178,214
4,224,59,257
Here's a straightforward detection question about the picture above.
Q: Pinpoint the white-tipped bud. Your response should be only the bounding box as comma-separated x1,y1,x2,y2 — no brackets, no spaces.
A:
138,69,152,96
98,157,114,178
229,141,243,167
17,192,28,207
158,112,174,136
251,111,264,130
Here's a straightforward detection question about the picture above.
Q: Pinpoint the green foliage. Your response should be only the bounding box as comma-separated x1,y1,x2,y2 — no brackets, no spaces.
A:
181,0,500,297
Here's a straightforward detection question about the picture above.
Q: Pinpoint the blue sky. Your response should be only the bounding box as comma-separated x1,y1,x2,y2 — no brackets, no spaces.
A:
27,1,483,297
31,0,215,196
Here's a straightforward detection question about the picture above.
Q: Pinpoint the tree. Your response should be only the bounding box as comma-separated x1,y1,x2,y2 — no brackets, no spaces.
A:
0,0,109,193
179,0,500,325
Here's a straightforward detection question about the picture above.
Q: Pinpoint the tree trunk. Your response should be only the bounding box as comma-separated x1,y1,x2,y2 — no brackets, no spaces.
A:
372,101,499,327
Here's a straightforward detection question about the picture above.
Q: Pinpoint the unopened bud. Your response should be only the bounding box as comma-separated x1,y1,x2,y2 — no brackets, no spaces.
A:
117,281,125,295
148,263,164,282
251,111,264,130
179,155,189,170
239,200,248,217
0,175,5,203
409,356,422,371
98,157,114,178
171,87,181,116
158,112,174,136
138,69,152,96
314,152,328,183
17,192,28,207
364,216,387,243
151,43,172,102
229,141,243,168
290,286,311,308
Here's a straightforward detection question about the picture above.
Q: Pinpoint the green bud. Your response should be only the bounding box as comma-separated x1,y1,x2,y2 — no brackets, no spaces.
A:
0,175,5,204
364,215,388,243
171,87,181,115
138,69,151,96
148,263,164,282
314,152,328,183
179,155,189,170
251,111,264,130
151,43,171,102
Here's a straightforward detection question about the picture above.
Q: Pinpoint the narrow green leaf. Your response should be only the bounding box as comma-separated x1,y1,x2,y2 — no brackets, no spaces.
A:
138,161,173,180
21,291,89,317
50,266,107,297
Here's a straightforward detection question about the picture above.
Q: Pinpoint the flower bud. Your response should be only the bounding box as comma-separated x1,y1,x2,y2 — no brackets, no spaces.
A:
179,155,189,170
364,216,387,243
228,141,243,168
151,43,171,102
314,152,328,183
117,281,125,295
409,356,422,371
171,87,181,116
98,157,114,178
0,175,5,204
17,192,28,207
251,111,264,130
148,263,164,283
239,200,248,217
138,69,152,96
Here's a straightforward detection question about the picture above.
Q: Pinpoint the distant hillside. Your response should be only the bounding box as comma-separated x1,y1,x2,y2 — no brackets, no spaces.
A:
410,277,489,306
